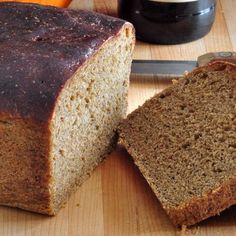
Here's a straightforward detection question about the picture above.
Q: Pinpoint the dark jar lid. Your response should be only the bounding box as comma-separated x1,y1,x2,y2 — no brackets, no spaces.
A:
118,0,217,44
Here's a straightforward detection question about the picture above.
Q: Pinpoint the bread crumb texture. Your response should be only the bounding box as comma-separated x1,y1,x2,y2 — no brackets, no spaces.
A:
118,62,236,226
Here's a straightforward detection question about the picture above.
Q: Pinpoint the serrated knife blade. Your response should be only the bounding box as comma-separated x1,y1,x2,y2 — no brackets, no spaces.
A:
131,52,236,77
131,60,197,76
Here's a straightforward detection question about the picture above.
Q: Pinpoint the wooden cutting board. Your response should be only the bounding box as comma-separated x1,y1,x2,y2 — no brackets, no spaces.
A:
1,0,236,235
1,146,236,236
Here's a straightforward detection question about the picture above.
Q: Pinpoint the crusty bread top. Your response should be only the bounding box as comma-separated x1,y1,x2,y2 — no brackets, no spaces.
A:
0,2,127,122
187,60,236,78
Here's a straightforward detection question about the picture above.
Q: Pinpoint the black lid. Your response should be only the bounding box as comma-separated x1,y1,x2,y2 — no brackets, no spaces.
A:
141,0,216,20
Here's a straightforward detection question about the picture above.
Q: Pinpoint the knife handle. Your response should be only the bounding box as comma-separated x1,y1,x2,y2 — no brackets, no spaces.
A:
198,52,236,66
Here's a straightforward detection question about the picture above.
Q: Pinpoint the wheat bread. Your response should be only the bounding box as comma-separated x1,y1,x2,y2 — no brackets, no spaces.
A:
118,61,236,226
0,2,134,214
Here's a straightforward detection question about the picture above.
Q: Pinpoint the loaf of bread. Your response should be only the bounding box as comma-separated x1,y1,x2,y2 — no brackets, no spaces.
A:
118,61,236,226
0,2,134,214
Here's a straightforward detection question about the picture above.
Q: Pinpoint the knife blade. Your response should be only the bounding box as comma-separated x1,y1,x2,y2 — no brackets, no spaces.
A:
131,60,197,76
131,52,236,77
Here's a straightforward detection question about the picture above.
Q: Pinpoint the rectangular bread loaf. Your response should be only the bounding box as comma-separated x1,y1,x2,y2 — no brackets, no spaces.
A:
118,61,236,226
0,2,134,214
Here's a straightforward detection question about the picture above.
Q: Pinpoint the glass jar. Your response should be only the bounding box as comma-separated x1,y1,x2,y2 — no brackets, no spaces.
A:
118,0,216,44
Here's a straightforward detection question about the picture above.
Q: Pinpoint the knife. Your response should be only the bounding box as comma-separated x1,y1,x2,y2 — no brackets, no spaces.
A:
131,52,236,77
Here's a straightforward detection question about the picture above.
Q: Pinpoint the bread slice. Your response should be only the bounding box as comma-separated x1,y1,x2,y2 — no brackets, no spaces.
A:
0,3,134,214
118,61,236,226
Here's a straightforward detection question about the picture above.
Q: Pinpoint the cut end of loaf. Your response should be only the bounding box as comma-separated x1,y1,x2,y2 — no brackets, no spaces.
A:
118,62,236,226
49,24,135,213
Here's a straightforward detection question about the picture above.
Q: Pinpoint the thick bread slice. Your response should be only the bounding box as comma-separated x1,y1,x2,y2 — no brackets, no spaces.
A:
0,2,135,214
118,61,236,226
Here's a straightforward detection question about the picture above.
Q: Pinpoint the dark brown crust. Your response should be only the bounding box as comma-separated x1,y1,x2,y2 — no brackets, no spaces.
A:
166,178,236,226
0,2,126,122
186,60,236,78
0,114,53,215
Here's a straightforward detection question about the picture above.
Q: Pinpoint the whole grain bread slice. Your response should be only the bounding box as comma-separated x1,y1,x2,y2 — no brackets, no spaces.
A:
118,61,236,226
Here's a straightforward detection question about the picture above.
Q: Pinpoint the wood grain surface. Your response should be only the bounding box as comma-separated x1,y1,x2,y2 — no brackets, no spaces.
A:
1,1,236,235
